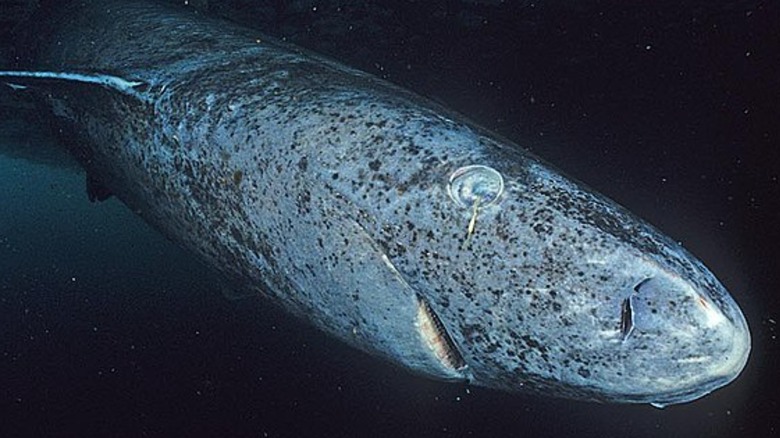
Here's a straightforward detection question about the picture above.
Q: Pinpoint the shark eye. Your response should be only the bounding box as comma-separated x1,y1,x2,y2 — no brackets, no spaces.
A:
447,165,504,209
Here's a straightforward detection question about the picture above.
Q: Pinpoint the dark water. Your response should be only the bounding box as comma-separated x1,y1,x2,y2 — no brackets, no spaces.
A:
0,1,778,437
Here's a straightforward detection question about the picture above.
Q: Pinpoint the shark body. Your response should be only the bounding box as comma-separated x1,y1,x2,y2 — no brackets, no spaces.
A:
0,0,750,406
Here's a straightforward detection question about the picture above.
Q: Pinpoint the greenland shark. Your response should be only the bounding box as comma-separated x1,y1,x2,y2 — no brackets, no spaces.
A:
0,0,750,407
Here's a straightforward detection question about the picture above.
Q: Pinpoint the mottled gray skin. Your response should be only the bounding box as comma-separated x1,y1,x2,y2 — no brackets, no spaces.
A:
5,0,749,406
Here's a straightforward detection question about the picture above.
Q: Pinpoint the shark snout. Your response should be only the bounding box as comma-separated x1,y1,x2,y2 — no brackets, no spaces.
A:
621,272,751,406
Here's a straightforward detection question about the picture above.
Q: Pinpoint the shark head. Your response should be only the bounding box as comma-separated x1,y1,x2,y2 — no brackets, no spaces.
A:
317,105,751,406
399,148,749,405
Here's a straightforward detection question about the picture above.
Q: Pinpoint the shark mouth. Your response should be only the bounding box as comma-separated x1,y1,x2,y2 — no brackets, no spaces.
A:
415,294,467,373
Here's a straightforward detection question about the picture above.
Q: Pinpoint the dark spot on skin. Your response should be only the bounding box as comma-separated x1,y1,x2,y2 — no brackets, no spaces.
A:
296,190,311,213
577,367,591,378
230,226,243,243
232,170,243,185
368,159,381,171
298,156,308,171
183,162,194,179
332,172,339,180
533,222,553,235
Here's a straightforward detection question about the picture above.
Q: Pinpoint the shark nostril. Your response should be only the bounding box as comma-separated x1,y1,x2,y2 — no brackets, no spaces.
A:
621,278,652,342
633,277,653,293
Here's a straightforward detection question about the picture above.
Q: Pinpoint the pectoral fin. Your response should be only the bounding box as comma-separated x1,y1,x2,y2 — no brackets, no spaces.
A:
86,172,112,203
0,70,149,101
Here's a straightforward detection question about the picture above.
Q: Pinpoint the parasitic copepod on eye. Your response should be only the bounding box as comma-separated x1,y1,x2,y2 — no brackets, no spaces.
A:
448,165,504,243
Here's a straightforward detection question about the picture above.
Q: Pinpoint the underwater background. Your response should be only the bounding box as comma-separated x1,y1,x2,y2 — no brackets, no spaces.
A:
0,0,777,436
